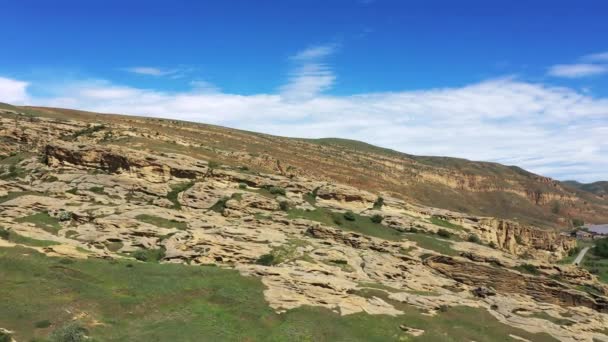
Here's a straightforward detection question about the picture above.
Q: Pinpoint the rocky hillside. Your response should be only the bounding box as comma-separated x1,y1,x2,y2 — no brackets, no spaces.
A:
4,103,607,229
563,180,608,198
1,103,608,341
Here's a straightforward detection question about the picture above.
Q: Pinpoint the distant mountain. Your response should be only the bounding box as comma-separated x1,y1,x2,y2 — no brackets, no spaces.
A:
562,180,608,197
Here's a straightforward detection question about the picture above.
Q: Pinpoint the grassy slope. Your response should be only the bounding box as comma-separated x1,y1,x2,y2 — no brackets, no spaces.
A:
0,246,557,342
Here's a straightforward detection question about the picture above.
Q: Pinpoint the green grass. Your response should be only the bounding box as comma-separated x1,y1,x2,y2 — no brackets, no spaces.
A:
167,182,195,209
514,310,574,326
514,263,541,275
0,246,558,342
581,251,608,284
0,227,60,247
0,191,44,204
429,216,466,231
403,232,459,256
15,212,62,234
136,214,187,230
288,207,404,241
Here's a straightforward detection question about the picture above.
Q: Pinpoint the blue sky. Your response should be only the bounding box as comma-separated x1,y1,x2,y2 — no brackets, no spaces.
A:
1,0,607,182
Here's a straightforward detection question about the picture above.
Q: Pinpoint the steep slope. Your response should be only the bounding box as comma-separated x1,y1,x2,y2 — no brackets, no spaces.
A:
1,106,608,341
4,103,605,229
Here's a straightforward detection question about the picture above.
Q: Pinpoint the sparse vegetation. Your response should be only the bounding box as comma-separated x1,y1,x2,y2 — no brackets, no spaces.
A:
515,263,541,275
268,186,286,196
136,214,187,230
343,211,356,221
132,248,166,262
373,196,384,210
429,216,465,231
210,196,230,213
370,214,383,223
467,234,481,244
436,228,452,239
167,181,195,209
15,212,62,234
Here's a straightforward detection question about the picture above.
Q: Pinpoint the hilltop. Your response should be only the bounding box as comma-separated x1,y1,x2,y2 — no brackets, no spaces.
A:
5,103,608,229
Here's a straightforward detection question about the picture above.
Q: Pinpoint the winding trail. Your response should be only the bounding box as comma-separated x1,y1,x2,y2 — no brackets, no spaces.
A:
573,246,591,265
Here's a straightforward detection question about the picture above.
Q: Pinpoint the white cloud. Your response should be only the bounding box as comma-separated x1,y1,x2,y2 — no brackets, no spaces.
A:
547,63,608,78
125,67,170,76
0,77,30,104
5,75,605,182
281,44,337,101
291,44,336,61
583,51,608,62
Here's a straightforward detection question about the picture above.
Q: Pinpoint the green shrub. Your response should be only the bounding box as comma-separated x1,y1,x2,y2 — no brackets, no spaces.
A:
210,196,230,213
133,248,165,263
467,234,481,243
516,263,540,275
238,183,247,189
436,229,452,238
0,331,12,342
268,186,286,196
57,211,73,222
373,197,384,210
370,214,383,224
595,238,608,258
343,211,356,221
256,253,276,266
488,241,497,249
35,319,52,328
514,235,523,244
0,227,9,240
49,322,88,342
572,218,585,227
279,201,290,211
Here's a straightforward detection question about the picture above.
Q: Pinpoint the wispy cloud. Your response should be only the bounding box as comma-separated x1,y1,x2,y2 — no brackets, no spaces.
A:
290,44,336,61
281,44,337,101
124,67,174,76
583,51,608,62
548,63,608,78
548,51,608,78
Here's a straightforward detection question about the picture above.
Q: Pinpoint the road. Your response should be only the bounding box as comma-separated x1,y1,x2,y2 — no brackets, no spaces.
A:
573,246,591,265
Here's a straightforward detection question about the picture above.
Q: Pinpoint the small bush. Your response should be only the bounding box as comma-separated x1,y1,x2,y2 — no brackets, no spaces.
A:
516,263,540,275
373,197,384,210
343,211,356,221
409,227,419,233
370,214,383,224
514,235,523,244
210,196,230,213
268,186,286,196
238,183,247,189
467,234,481,243
133,248,165,263
256,253,276,266
35,319,52,328
436,229,452,238
279,201,290,211
57,211,73,222
329,259,347,265
488,241,497,249
595,238,608,258
572,218,585,227
0,227,9,240
49,322,88,342
0,331,12,342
